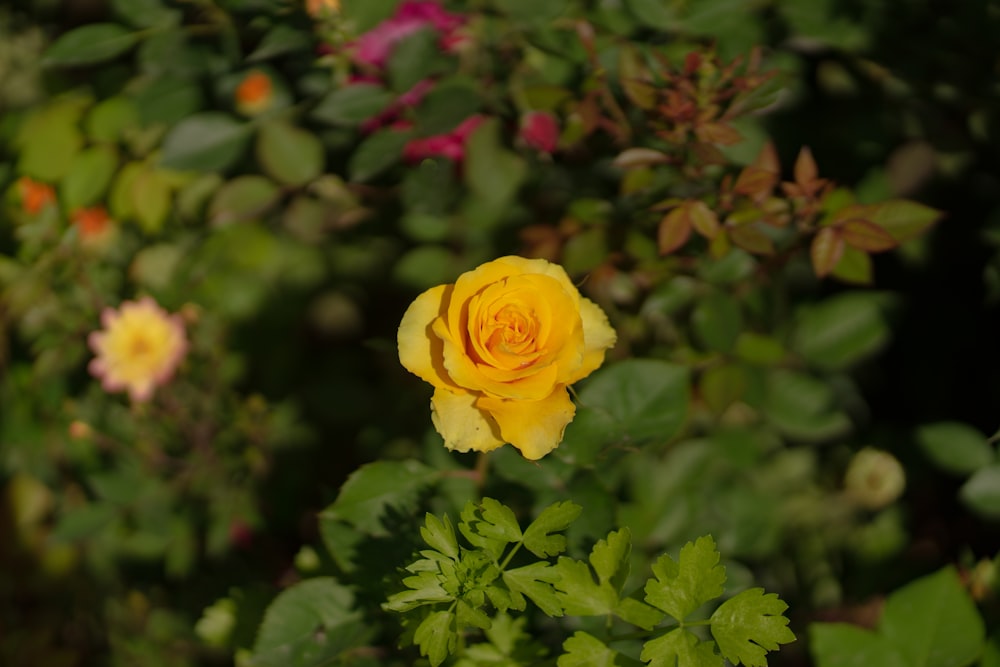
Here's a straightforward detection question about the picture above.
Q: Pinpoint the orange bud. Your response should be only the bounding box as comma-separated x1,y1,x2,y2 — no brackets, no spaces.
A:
235,70,274,115
17,177,56,215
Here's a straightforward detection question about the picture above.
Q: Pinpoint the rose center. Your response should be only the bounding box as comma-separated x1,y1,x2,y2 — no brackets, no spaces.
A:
488,304,537,355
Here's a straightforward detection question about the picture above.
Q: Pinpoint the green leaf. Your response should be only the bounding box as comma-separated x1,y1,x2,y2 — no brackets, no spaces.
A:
882,566,984,667
867,199,941,242
112,0,181,29
555,529,631,617
257,121,325,187
248,23,309,62
414,610,457,667
61,146,118,210
85,96,139,142
160,112,251,172
384,570,452,612
522,500,582,558
312,83,394,127
960,465,1000,519
208,175,281,226
503,561,564,617
348,128,410,182
624,0,676,29
49,502,117,541
711,588,795,667
645,535,727,622
692,292,743,352
459,497,522,559
388,28,450,92
832,244,874,284
567,359,690,454
250,577,370,667
614,597,666,631
641,628,723,667
421,513,459,561
761,369,852,443
916,422,995,476
133,76,203,126
792,292,890,370
414,79,482,136
131,167,173,234
43,23,140,66
321,459,436,534
465,118,527,209
809,624,908,667
393,245,457,290
558,631,623,667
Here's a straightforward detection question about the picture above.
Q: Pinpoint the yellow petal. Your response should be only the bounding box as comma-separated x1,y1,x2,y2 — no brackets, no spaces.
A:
566,297,617,384
431,388,506,453
478,388,576,460
398,285,454,389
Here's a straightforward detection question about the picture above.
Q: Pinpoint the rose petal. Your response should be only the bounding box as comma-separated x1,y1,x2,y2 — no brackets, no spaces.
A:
566,296,617,383
431,387,506,453
398,284,454,389
478,387,576,460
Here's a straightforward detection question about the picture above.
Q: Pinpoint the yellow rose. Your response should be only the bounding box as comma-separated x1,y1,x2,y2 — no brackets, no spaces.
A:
398,256,617,460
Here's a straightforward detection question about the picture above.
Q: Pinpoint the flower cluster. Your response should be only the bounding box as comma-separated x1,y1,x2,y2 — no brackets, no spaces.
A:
398,256,616,460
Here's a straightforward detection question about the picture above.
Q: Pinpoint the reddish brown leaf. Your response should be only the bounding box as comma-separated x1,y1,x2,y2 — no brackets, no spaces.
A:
696,121,743,146
794,146,819,186
840,218,898,252
612,147,671,169
811,226,845,278
729,223,775,255
658,207,693,254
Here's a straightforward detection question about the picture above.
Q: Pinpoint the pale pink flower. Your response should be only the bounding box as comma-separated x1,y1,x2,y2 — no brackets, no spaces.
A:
88,297,188,403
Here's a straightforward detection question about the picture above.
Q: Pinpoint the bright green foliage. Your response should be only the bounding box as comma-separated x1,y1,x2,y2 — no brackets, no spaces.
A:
558,632,625,667
645,535,727,621
641,628,723,667
387,500,793,666
711,589,796,667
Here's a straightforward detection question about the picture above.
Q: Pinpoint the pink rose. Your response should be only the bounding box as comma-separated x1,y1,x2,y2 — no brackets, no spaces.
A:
352,1,465,69
403,114,485,163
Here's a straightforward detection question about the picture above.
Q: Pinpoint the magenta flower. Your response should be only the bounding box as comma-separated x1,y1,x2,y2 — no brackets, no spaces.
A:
403,114,485,163
351,0,465,69
519,110,560,153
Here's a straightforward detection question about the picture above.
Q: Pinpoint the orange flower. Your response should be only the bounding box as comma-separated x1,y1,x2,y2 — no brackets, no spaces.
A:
235,70,274,115
17,177,55,215
71,206,110,237
306,0,340,16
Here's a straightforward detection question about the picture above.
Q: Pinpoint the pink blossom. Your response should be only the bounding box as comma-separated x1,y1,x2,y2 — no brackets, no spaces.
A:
519,110,560,153
351,1,465,69
403,114,485,163
360,78,435,134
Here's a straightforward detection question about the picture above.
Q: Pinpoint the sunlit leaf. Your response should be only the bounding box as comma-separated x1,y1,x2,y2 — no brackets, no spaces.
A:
711,588,795,667
160,112,251,172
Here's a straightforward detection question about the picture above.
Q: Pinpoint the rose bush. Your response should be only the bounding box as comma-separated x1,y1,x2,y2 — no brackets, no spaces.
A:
398,256,616,459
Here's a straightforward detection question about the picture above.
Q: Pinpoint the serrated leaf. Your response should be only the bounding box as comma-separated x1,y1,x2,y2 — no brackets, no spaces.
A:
43,23,139,66
384,571,452,612
522,500,582,558
322,459,436,534
555,530,631,617
421,513,459,561
614,597,665,631
641,628,723,667
458,498,522,559
645,535,727,622
711,588,795,667
414,610,456,667
558,631,623,667
503,562,564,617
